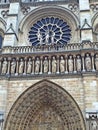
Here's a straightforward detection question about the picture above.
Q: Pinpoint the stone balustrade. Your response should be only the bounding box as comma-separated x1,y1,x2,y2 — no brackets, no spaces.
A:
2,42,98,54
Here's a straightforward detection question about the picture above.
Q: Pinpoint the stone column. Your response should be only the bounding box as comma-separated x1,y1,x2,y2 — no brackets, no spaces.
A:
73,55,76,73
79,0,93,42
65,55,68,74
48,56,51,74
82,54,85,72
23,57,27,75
40,57,43,74
15,57,19,75
56,56,60,74
3,2,20,47
32,57,34,75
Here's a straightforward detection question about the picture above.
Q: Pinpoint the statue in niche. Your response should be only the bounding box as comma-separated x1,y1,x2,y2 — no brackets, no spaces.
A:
2,58,8,74
45,30,49,43
68,55,73,72
85,53,91,71
60,56,65,73
43,57,48,73
11,58,16,74
19,58,24,74
52,56,57,73
27,58,32,74
95,54,98,71
76,55,82,72
91,121,98,130
37,29,43,44
35,57,40,74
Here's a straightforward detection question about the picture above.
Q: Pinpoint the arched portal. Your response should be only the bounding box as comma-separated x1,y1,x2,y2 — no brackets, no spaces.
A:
4,79,86,130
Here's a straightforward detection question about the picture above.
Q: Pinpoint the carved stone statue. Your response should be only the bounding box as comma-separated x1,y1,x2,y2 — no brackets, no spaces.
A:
43,57,48,73
35,57,40,74
2,58,8,74
45,31,49,43
68,55,73,72
27,58,32,74
19,58,24,74
85,53,91,71
52,56,57,73
60,56,65,73
95,54,98,71
11,58,16,74
76,55,82,72
37,29,43,44
91,121,98,130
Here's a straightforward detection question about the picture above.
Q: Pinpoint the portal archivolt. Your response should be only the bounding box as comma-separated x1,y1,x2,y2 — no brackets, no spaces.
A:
4,79,86,130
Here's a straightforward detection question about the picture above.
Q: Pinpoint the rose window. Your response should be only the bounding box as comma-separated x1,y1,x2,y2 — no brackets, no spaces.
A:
28,17,71,46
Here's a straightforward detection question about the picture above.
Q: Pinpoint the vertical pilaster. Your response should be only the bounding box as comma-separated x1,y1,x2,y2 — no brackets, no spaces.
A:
65,55,68,74
48,57,51,74
40,57,43,74
79,0,93,42
3,2,20,47
32,57,34,75
56,56,60,74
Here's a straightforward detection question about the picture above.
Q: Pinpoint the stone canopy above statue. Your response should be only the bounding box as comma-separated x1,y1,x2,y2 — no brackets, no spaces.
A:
28,17,71,46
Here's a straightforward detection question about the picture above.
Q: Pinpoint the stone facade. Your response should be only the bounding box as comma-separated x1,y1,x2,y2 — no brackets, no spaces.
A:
0,0,98,130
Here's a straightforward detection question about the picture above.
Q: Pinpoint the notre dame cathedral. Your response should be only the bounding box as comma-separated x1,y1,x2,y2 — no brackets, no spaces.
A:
0,0,98,130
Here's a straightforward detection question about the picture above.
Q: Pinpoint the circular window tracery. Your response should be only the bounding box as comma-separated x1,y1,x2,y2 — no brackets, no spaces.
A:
28,17,71,46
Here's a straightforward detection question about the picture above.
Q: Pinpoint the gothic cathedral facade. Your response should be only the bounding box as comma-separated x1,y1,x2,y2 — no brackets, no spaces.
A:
0,0,98,130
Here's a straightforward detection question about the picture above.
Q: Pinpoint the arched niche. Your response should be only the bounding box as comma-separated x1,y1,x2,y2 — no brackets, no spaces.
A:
18,5,80,46
4,79,86,130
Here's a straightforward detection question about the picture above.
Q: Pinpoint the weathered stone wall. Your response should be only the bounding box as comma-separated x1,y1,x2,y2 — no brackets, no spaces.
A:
0,75,97,116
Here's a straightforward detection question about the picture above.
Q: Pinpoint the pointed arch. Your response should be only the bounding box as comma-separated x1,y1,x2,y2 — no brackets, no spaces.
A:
4,79,86,130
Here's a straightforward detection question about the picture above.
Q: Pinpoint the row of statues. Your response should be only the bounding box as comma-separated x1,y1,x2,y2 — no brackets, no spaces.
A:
1,53,98,75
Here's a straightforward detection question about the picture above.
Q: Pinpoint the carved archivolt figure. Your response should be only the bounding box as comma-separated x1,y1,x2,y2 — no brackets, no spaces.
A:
68,55,73,72
27,58,32,74
52,56,57,73
11,58,16,74
76,55,82,72
19,58,24,74
85,53,91,71
2,58,8,74
43,57,48,73
95,54,98,71
35,57,40,74
60,56,65,73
